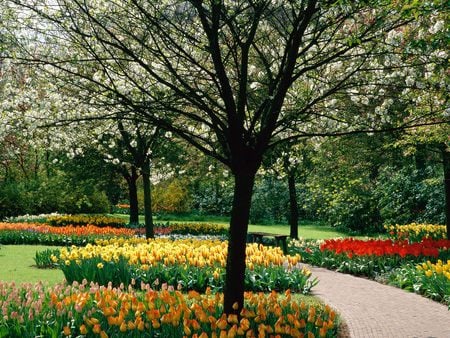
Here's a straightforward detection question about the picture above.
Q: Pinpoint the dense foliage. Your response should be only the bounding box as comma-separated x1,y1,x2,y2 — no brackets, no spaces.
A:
0,150,120,219
2,136,445,236
301,136,446,233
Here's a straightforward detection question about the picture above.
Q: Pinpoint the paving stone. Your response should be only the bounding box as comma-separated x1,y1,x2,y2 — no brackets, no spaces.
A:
307,266,450,338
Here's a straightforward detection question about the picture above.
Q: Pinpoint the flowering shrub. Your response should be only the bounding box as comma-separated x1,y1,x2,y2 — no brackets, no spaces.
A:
50,239,317,293
47,214,127,228
388,260,450,306
0,281,338,337
385,223,447,242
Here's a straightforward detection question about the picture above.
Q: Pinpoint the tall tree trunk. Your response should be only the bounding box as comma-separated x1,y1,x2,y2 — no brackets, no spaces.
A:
127,167,140,226
141,161,154,239
223,170,256,315
414,144,427,215
45,149,50,178
288,170,299,239
33,149,39,180
415,144,427,178
442,145,450,240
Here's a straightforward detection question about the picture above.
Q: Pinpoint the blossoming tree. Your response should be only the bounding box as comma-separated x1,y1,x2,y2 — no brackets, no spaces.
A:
5,0,448,313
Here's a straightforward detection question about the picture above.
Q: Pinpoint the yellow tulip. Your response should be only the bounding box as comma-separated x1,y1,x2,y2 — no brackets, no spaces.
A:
79,324,88,335
62,326,71,336
119,322,127,332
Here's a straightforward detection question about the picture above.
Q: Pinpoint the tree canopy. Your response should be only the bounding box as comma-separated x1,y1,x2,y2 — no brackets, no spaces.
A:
3,0,448,313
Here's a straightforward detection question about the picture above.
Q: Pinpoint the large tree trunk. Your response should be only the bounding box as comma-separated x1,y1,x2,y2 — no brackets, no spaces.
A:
288,170,299,239
141,161,154,239
442,145,450,240
223,170,256,315
127,167,140,226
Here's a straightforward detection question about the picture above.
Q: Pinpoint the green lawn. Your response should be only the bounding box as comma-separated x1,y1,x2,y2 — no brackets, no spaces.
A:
0,217,356,286
247,223,348,239
112,214,348,240
0,245,65,285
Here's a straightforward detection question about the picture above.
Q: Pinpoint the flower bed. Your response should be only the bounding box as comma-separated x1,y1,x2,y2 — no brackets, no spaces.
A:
0,281,338,337
0,223,135,237
388,259,450,306
167,222,228,236
3,213,60,224
0,222,138,246
135,222,228,237
47,214,127,228
0,222,209,246
290,238,450,277
0,219,228,246
48,238,316,293
319,238,448,259
385,223,447,242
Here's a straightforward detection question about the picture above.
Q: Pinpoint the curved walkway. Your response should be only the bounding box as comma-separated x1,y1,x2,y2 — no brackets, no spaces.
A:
308,266,450,338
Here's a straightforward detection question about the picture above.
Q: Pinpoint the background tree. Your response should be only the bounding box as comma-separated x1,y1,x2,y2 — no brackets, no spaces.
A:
181,148,234,217
94,118,163,237
260,140,312,238
6,0,448,313
393,124,449,238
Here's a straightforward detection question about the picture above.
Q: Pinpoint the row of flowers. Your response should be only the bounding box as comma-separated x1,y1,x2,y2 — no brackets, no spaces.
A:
385,223,447,242
4,213,230,236
43,239,315,294
291,237,450,276
0,222,138,246
46,214,127,228
0,281,338,337
319,238,449,259
0,222,228,246
58,238,302,269
0,223,136,237
157,223,228,236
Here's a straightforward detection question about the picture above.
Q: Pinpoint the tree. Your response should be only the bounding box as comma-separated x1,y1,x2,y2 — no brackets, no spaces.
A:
305,133,400,232
443,144,450,239
394,125,450,238
6,0,449,313
95,118,164,237
262,140,312,238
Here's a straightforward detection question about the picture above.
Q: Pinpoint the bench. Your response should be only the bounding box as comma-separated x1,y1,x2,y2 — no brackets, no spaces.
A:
248,232,288,254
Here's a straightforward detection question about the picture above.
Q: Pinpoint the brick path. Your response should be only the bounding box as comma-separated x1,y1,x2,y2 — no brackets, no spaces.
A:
308,266,450,338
